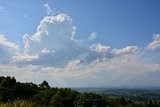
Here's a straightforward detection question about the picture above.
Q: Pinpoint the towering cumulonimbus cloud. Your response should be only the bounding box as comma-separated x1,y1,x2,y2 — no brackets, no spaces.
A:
13,14,88,67
12,13,140,68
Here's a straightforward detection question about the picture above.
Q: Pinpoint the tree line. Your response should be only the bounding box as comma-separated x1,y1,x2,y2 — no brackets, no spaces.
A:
0,76,160,107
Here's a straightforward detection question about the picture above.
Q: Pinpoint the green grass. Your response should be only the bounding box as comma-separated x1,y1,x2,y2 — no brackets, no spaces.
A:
0,100,45,107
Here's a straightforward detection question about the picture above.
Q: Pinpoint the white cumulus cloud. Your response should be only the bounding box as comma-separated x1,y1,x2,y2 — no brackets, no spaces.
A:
90,44,111,53
148,34,160,50
41,48,50,54
0,35,19,64
112,46,138,56
14,14,87,67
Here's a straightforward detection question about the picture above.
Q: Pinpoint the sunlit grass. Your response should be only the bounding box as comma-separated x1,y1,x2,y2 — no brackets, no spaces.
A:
0,100,45,107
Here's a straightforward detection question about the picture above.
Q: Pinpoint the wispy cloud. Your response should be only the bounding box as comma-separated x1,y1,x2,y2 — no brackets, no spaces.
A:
88,32,97,40
0,6,5,13
43,3,55,15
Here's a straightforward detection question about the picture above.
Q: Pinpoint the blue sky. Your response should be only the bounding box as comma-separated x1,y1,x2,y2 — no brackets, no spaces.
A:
0,0,160,87
1,0,160,48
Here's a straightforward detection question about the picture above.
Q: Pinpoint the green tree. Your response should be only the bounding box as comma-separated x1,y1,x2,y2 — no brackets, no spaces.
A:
75,92,106,107
50,88,79,107
32,88,58,105
6,82,38,101
39,80,50,89
0,76,16,88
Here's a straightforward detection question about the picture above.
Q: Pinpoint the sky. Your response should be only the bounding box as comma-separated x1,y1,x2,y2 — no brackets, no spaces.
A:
0,0,160,87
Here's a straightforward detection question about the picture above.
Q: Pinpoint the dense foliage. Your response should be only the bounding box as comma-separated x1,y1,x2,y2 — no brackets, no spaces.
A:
0,76,160,107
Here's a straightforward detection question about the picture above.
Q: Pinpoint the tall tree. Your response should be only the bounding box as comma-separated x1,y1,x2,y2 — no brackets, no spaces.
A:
39,80,50,88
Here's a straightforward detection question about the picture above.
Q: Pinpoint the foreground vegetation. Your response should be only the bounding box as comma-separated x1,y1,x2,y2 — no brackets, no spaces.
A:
0,76,160,107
